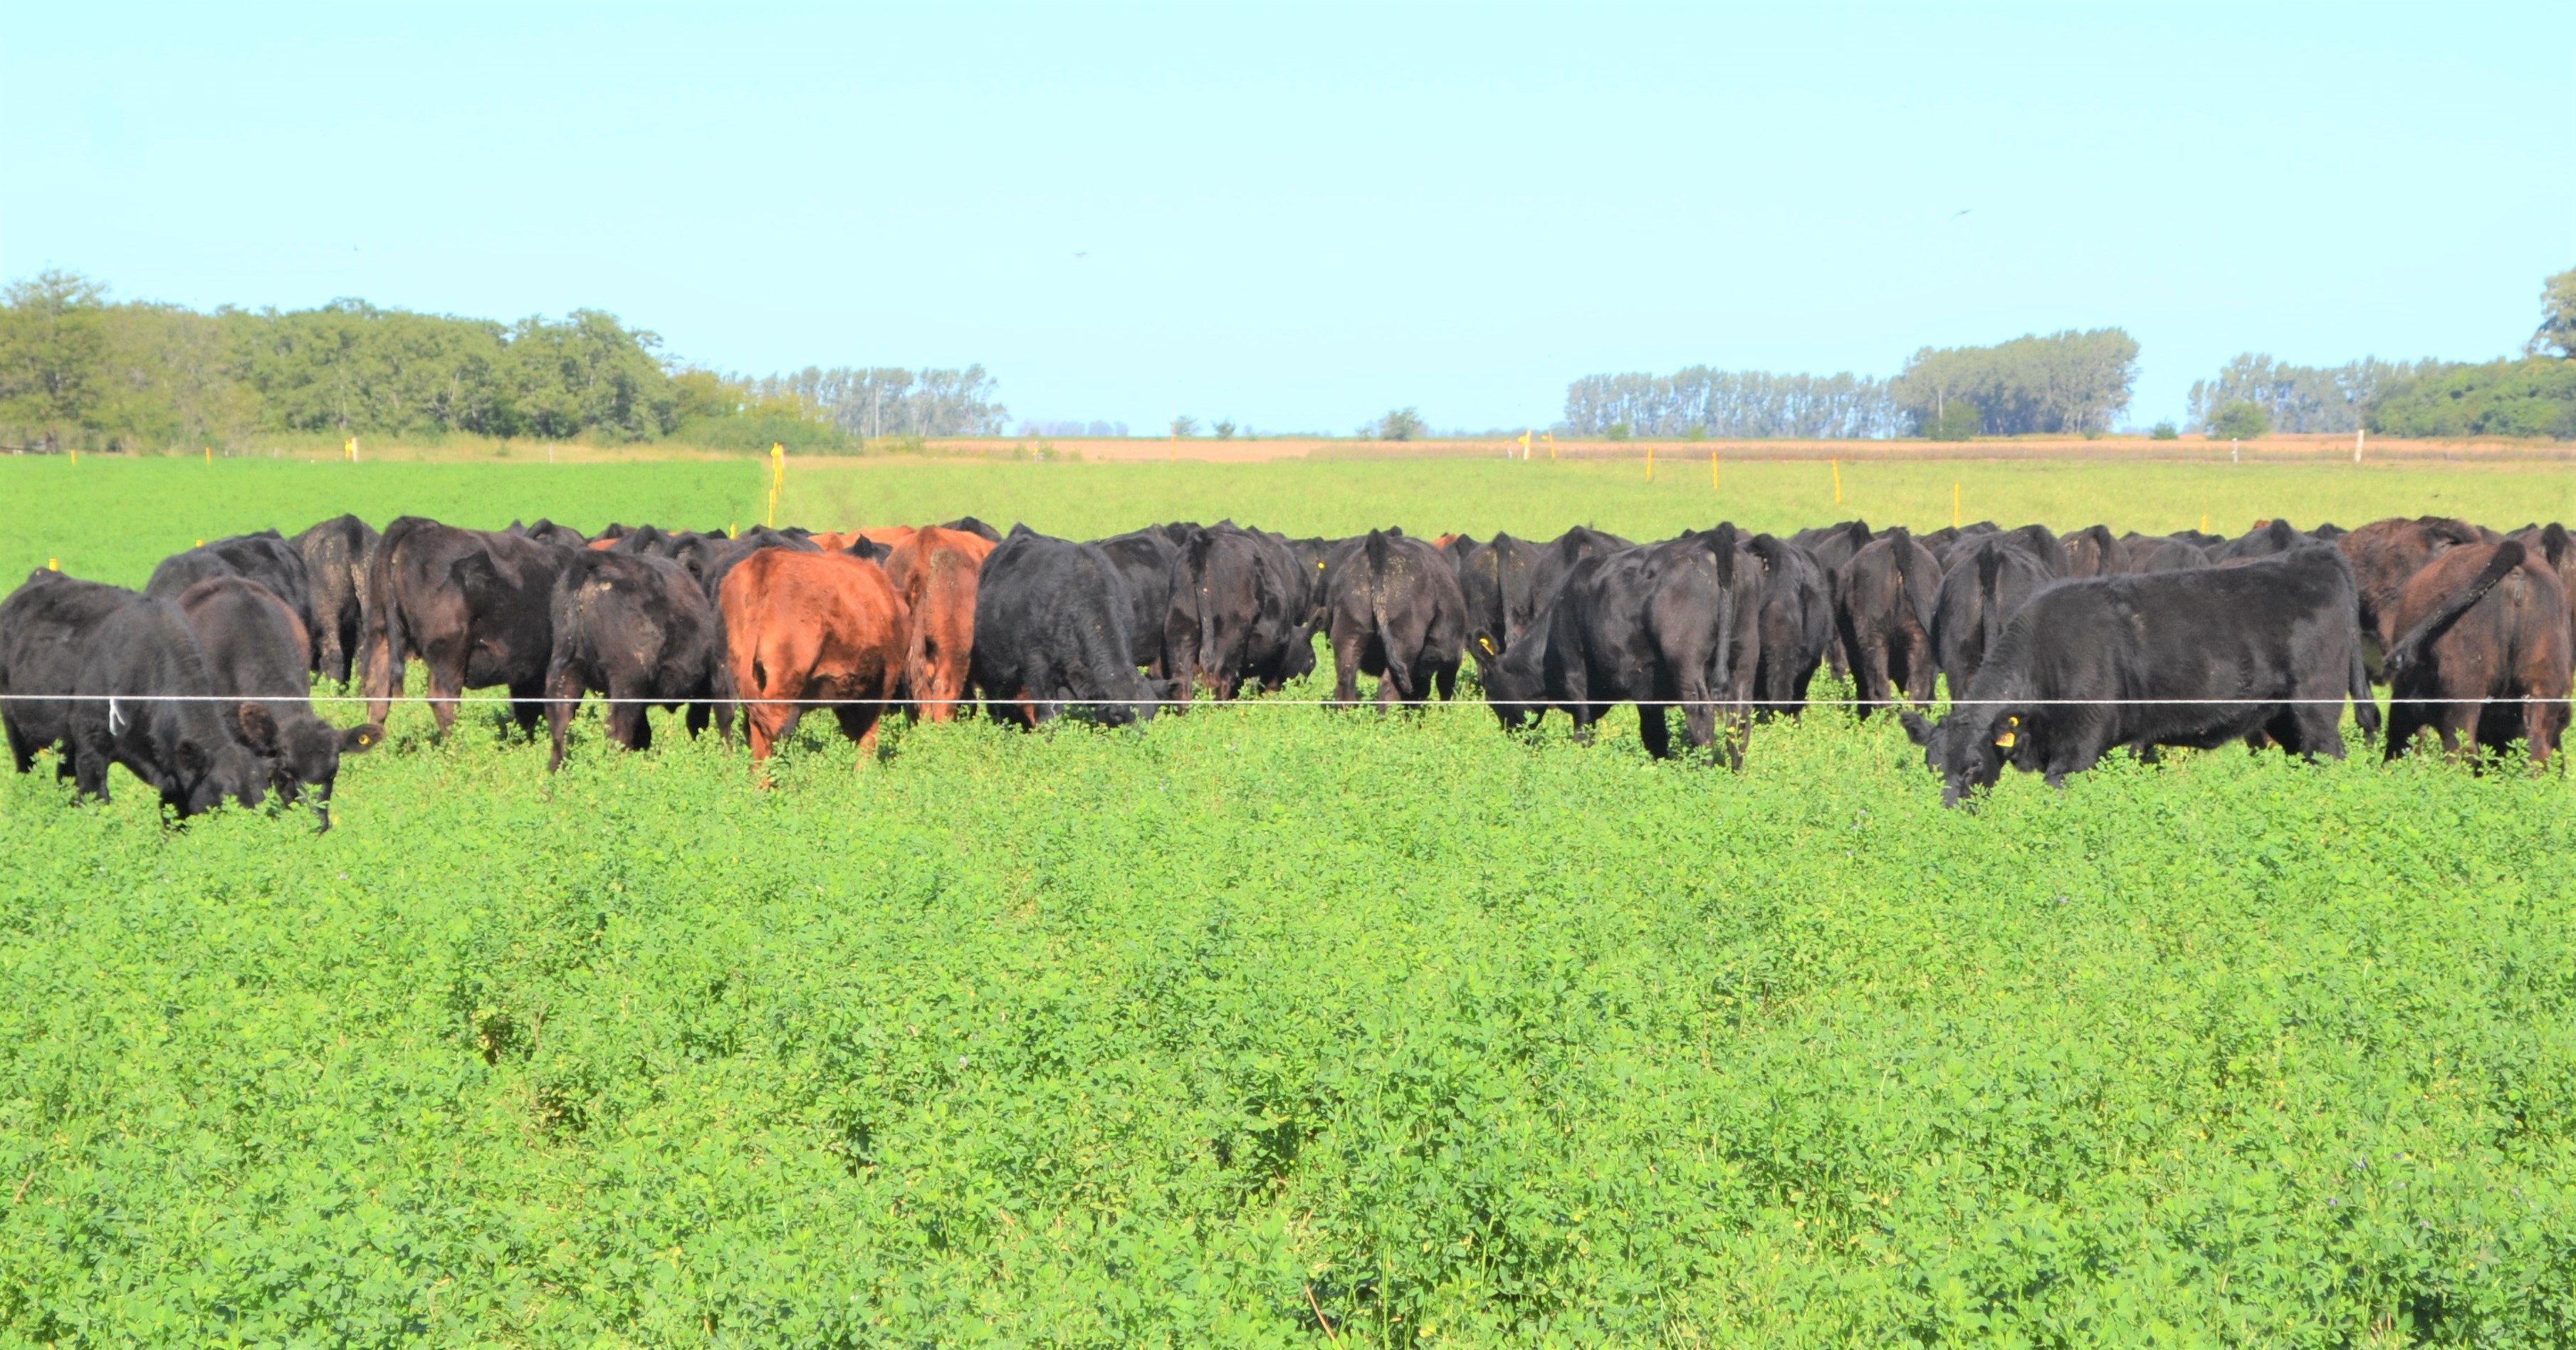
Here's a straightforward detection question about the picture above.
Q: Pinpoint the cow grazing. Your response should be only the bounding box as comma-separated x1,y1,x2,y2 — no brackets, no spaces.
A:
1,571,137,775
1747,533,1834,716
1094,528,1185,685
883,525,996,723
1455,531,1543,666
719,548,910,765
360,517,576,736
1931,529,2066,698
2382,540,2571,765
293,515,379,684
2061,524,2120,579
971,528,1159,727
543,550,726,770
146,532,317,654
1902,544,2377,805
1166,524,1316,701
1835,527,1943,715
1326,530,1468,708
69,597,270,818
177,576,380,827
1789,520,1873,679
1482,527,1764,763
2340,516,2490,676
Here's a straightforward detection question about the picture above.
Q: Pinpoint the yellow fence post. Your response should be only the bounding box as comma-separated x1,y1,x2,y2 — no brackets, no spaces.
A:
204,445,212,465
47,558,58,572
1645,443,1654,482
1546,432,1556,461
1952,482,1961,528
1832,459,1842,506
1519,429,1531,461
2201,512,2209,534
768,442,785,528
1710,449,1719,492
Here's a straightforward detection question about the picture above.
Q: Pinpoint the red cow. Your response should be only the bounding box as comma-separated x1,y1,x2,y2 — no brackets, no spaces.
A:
882,525,995,723
719,550,910,767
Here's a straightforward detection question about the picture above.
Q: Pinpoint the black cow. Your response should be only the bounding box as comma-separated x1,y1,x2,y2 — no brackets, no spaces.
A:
145,531,317,653
2382,540,2571,765
1455,531,1543,666
1747,533,1834,716
1789,520,1874,679
668,527,821,605
1283,536,1335,630
69,597,270,817
508,518,590,548
1482,527,1764,763
1094,527,1185,684
1528,526,1633,614
1902,543,2378,805
1930,528,2066,698
970,528,1159,726
1165,524,1316,701
2213,519,2308,562
543,550,726,770
293,514,379,684
2061,524,2120,579
1,571,137,775
2115,533,2213,574
1835,527,1943,715
361,517,577,736
177,577,380,828
1326,530,1467,708
604,523,676,556
941,516,1004,544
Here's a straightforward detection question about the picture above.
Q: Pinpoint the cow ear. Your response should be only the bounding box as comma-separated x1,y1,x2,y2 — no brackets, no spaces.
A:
1898,710,1934,747
341,723,385,754
237,702,280,753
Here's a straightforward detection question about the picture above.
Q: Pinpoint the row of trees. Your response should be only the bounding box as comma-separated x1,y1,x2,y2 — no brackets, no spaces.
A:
1560,330,2140,439
0,270,1010,453
2184,355,2451,434
1561,369,1904,439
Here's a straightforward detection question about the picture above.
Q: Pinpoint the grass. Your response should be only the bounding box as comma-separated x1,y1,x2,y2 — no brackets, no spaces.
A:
6,456,2576,1344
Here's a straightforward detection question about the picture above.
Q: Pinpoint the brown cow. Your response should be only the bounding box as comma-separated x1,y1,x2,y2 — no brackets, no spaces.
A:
718,550,910,767
882,525,995,722
2383,540,2571,765
2339,516,2492,676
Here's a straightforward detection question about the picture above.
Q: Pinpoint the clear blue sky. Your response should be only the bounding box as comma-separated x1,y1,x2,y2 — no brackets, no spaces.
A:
8,2,2570,434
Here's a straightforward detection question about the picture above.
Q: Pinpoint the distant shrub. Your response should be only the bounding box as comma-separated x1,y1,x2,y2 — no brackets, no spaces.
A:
2367,357,2576,439
1604,422,1630,441
2150,421,2179,440
2208,401,2270,440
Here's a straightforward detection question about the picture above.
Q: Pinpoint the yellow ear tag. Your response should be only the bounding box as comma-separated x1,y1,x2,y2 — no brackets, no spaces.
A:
1477,637,1494,654
1994,730,2016,748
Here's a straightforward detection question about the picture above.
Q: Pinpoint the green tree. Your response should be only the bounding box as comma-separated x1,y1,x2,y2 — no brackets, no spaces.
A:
2208,400,2269,439
1922,402,1981,441
1212,418,1236,439
1171,414,1199,438
0,269,109,449
2150,421,2179,440
1376,408,1426,441
2532,267,2576,359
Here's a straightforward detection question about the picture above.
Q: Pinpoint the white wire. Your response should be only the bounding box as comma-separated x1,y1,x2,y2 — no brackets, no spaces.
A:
0,693,2544,708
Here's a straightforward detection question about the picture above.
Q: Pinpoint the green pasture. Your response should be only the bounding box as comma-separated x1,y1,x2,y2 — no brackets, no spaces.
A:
6,456,2576,1344
10,454,2576,585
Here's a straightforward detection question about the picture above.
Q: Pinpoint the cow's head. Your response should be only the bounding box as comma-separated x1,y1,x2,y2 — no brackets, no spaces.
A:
174,731,269,819
1900,706,2022,807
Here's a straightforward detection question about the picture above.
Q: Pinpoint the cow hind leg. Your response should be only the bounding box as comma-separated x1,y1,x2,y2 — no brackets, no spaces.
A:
1638,703,1676,759
543,661,586,773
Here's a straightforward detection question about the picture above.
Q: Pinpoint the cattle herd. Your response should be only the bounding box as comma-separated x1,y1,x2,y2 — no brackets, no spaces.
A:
2,509,2570,825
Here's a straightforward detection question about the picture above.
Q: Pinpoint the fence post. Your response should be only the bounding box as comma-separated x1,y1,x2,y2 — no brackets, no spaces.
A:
1645,443,1653,481
2355,429,2364,464
1832,459,1842,506
1710,450,1719,492
1953,482,1961,528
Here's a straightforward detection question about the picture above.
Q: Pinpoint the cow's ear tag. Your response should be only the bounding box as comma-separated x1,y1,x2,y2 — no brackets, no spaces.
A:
1994,731,2016,748
1477,637,1494,654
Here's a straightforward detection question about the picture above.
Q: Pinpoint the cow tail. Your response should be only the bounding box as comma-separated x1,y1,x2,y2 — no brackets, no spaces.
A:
1197,535,1223,694
2348,637,2382,744
2542,523,2572,571
901,550,935,707
1703,525,1742,691
2386,540,2525,686
362,517,417,711
1976,543,2009,657
1366,530,1410,698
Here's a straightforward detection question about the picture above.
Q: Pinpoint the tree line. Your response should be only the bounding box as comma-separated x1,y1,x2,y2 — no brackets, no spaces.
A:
0,270,1009,453
1561,329,2140,439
